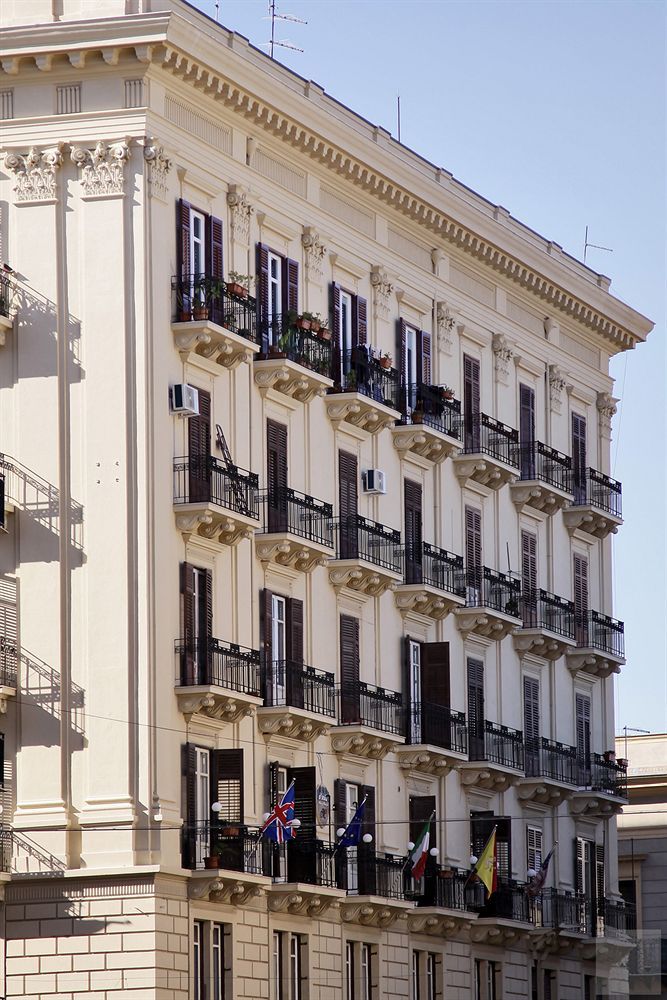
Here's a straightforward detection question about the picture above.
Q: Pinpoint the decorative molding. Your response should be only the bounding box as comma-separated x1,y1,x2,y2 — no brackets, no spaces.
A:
596,391,618,435
256,707,331,742
436,301,457,355
255,537,330,573
330,727,402,760
267,888,341,916
370,265,393,321
189,876,265,905
328,563,400,598
341,901,411,928
227,185,254,244
301,226,327,283
144,142,171,200
392,425,460,464
325,394,398,434
394,586,463,622
4,145,63,202
254,359,331,403
492,333,515,385
548,364,569,414
174,686,259,724
71,140,131,198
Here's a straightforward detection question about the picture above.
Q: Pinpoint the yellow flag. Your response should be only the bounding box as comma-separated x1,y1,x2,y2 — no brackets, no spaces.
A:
474,826,498,896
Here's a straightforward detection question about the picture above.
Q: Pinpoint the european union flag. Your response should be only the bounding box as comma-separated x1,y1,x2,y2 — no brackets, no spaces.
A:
338,796,366,848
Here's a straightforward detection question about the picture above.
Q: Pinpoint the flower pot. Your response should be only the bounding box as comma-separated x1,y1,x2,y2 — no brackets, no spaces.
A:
227,282,247,299
380,358,391,370
319,328,331,341
268,346,286,359
222,826,241,837
310,320,321,333
295,317,311,331
193,306,209,321
204,855,220,869
179,310,191,323
412,410,424,424
443,391,455,401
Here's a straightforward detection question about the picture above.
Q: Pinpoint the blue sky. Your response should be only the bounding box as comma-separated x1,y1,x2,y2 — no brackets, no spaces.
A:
191,0,666,733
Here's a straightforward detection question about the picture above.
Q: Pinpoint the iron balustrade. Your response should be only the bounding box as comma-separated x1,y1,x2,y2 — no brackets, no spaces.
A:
0,273,11,319
172,273,258,342
0,829,11,874
337,680,404,735
468,880,532,922
333,515,403,573
263,659,336,717
0,634,17,688
400,383,461,439
173,456,260,518
575,610,625,657
524,738,578,784
516,441,573,493
407,542,465,595
572,466,622,517
183,823,268,874
0,472,4,531
421,868,473,911
347,854,406,899
260,487,334,547
531,888,590,934
463,412,519,468
406,703,468,754
520,589,575,638
258,315,332,377
175,637,262,695
465,566,522,617
270,839,339,887
603,897,636,935
590,753,628,798
337,347,401,410
469,720,525,770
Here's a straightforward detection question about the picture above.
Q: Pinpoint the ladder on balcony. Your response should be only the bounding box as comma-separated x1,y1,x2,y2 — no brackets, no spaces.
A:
216,423,247,513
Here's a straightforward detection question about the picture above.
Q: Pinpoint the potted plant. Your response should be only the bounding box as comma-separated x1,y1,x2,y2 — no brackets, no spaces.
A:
204,840,222,869
603,750,617,762
295,314,311,331
412,402,424,424
440,384,455,401
345,370,357,391
301,311,320,333
193,275,209,321
380,351,392,370
226,271,253,299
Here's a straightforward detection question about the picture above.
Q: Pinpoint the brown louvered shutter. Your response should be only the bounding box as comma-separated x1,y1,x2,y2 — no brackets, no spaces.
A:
575,694,591,783
463,354,481,450
0,733,4,789
595,843,606,917
177,198,192,280
404,479,423,585
287,765,316,882
256,242,270,351
471,811,511,881
339,615,360,724
355,295,368,345
210,748,244,825
334,779,348,888
523,677,540,775
207,215,224,324
331,283,342,386
180,563,196,684
0,476,4,531
267,419,288,532
574,837,585,894
572,413,587,502
421,642,450,710
465,506,482,594
398,318,408,414
204,568,213,674
467,658,485,754
338,450,359,559
573,554,589,644
260,588,273,699
188,388,211,503
283,257,299,314
521,531,537,627
182,742,198,867
286,598,304,709
358,785,376,894
420,330,432,386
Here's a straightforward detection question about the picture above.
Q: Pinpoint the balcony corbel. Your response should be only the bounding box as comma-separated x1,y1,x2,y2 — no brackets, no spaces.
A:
407,909,476,938
340,900,412,929
188,872,267,905
326,394,397,434
254,358,332,403
256,706,331,742
394,746,465,776
267,885,343,916
256,537,329,573
330,728,403,760
175,686,261,724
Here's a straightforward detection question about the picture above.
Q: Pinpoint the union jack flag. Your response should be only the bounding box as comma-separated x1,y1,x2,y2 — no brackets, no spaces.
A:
261,781,296,844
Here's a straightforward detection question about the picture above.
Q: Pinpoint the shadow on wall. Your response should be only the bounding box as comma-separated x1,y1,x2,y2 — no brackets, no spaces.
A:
0,454,84,563
20,645,86,749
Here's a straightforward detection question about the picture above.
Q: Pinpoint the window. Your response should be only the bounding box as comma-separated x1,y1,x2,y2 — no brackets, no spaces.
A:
543,970,555,1000
338,450,359,558
182,744,244,868
194,920,205,1000
180,561,212,685
346,941,373,1000
526,826,543,874
405,640,451,748
471,812,511,883
571,412,587,503
345,781,360,893
268,252,283,322
195,749,210,866
271,594,287,703
124,78,144,108
339,615,360,724
56,83,81,114
404,479,423,585
332,284,367,387
0,90,13,121
575,693,591,784
266,418,288,531
412,952,438,1000
465,506,482,600
463,354,481,450
257,244,298,349
407,640,422,743
408,798,436,901
398,320,432,409
212,923,227,1000
336,780,375,893
475,958,499,1000
521,531,538,626
273,931,305,1000
519,383,536,478
176,199,223,320
523,676,540,775
467,658,485,755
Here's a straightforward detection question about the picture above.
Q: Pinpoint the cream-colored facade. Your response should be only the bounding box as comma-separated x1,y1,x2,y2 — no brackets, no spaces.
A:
0,2,654,998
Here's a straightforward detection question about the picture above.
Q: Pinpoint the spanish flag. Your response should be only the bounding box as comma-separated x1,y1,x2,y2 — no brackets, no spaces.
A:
474,826,498,896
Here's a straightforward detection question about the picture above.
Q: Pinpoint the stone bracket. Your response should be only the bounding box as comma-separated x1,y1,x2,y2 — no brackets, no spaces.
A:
189,875,266,905
395,585,464,621
562,507,622,540
454,609,519,642
254,359,332,403
341,899,411,928
392,425,460,464
256,537,331,573
329,563,400,598
510,482,572,515
325,394,398,434
174,505,257,547
330,727,403,760
256,707,331,742
452,456,518,491
175,685,261,724
172,320,258,369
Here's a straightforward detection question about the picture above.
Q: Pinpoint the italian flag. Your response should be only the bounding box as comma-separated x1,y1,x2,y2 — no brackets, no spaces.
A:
409,819,431,879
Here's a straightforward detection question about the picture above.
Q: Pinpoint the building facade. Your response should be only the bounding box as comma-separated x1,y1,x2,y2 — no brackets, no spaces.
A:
0,1,653,998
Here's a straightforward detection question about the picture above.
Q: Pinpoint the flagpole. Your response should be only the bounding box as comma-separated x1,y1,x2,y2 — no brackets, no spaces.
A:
332,794,367,856
403,810,436,871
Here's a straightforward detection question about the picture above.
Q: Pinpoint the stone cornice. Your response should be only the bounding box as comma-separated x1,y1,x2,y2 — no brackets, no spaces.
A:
0,10,653,351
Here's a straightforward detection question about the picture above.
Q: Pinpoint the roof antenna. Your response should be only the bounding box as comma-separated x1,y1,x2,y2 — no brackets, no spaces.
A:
583,225,613,264
621,725,650,761
214,0,220,21
265,0,307,59
397,93,401,143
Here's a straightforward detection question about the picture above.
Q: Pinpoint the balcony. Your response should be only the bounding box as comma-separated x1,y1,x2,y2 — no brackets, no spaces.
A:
396,704,468,775
530,888,591,952
454,567,522,641
0,635,18,712
329,516,403,596
340,853,414,928
459,720,524,791
173,456,259,546
469,881,535,946
513,590,576,660
0,829,12,888
393,385,461,462
566,610,625,678
570,754,628,817
257,659,336,741
185,825,270,905
256,488,334,572
255,316,333,402
326,348,401,434
171,274,259,368
452,413,519,490
517,738,578,806
267,840,344,916
174,638,262,722
563,468,623,540
407,868,478,938
0,273,13,347
331,681,404,759
510,442,573,514
395,543,466,620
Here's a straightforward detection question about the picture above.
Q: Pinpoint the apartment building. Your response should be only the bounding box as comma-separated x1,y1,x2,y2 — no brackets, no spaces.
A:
0,1,653,998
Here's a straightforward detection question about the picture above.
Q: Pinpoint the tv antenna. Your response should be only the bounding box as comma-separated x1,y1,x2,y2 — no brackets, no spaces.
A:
620,725,651,760
214,0,220,21
397,93,401,143
583,225,613,264
265,0,307,59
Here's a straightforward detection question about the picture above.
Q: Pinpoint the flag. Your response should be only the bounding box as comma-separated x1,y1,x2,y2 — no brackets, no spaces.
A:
473,826,498,896
337,795,367,848
527,845,556,897
261,781,296,844
408,816,432,879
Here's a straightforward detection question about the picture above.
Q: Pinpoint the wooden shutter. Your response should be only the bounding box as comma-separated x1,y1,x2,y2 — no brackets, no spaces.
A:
575,693,591,770
180,563,196,684
177,198,192,279
260,588,273,697
398,318,408,413
355,295,368,345
334,779,348,889
574,837,585,893
467,658,484,751
210,748,244,825
338,450,359,559
409,795,437,897
526,826,543,872
286,597,304,709
573,554,589,644
182,742,198,867
402,635,413,733
523,677,540,774
463,354,481,449
266,419,288,532
521,531,537,627
283,257,299,314
420,330,432,385
595,843,606,916
188,387,211,503
287,765,316,882
572,413,587,501
207,215,224,324
358,785,376,894
404,479,423,585
471,811,510,880
465,506,482,594
421,642,450,747
204,568,213,674
0,733,4,789
256,242,270,350
0,476,4,531
332,283,342,385
339,615,360,723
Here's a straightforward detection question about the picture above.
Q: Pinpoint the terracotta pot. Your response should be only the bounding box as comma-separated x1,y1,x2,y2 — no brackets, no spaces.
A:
380,357,391,369
412,410,424,424
193,306,209,321
443,390,454,400
319,328,331,341
310,319,321,332
204,855,220,869
179,310,191,323
227,282,247,299
295,317,311,331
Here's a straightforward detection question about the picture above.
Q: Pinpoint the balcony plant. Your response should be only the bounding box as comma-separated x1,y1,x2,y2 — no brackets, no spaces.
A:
295,313,312,331
345,369,357,391
440,384,455,401
380,351,392,370
301,311,320,332
204,839,222,869
227,271,253,299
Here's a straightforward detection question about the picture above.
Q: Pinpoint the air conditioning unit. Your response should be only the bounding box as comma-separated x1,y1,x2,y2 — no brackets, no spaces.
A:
171,383,199,417
363,469,386,495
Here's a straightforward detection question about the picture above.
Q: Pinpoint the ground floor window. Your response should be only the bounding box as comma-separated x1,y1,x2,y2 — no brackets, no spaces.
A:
475,958,500,1000
273,930,306,1000
346,941,374,1000
412,950,439,1000
193,920,230,1000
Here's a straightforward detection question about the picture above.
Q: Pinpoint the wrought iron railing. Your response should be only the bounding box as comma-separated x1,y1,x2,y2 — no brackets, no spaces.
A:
468,880,531,922
524,737,578,784
260,488,333,547
333,515,403,573
262,659,336,717
465,567,522,617
183,823,267,874
400,383,461,439
405,542,465,595
531,888,590,934
603,897,636,936
173,456,260,518
0,273,11,319
406,703,468,754
337,348,401,410
463,412,519,467
0,634,17,688
258,315,333,377
572,467,622,517
0,473,4,531
590,753,628,798
337,681,404,735
172,273,258,341
520,589,575,638
175,638,262,695
469,720,524,770
516,441,572,493
413,868,472,910
346,853,406,898
0,829,11,873
574,610,625,658
271,839,339,888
